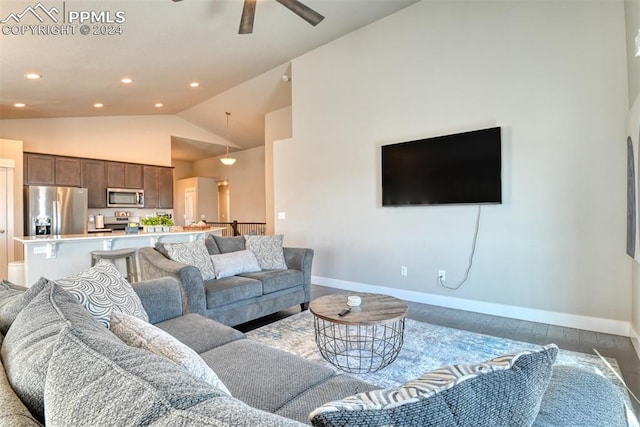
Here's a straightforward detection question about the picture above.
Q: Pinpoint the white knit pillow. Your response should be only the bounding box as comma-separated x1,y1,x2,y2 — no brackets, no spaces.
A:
210,250,261,279
109,311,231,396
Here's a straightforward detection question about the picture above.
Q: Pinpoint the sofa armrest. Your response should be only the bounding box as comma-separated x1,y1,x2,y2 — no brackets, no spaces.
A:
131,277,184,324
137,247,207,315
283,247,314,302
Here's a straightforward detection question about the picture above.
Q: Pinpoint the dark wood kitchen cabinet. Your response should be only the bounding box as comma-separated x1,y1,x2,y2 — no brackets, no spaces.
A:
158,167,173,209
143,165,173,209
106,162,143,189
82,159,106,208
24,153,81,187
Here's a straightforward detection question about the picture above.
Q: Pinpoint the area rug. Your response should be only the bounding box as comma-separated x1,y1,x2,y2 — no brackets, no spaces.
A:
246,311,627,392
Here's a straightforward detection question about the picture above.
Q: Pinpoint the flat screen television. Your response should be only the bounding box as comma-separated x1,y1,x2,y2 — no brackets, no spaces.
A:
381,127,502,206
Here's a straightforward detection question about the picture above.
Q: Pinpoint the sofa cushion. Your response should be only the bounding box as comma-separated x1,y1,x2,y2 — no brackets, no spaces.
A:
244,234,288,270
1,281,120,421
213,235,246,253
148,396,307,427
0,277,49,335
43,326,228,426
154,241,171,258
155,313,245,354
210,250,261,279
240,269,303,294
164,239,216,281
533,365,630,426
54,259,149,328
204,276,263,309
309,344,558,427
0,343,42,427
200,339,336,414
276,376,379,424
109,311,231,395
204,234,221,255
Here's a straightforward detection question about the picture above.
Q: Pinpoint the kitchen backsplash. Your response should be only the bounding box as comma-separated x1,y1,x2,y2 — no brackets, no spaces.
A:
88,208,173,219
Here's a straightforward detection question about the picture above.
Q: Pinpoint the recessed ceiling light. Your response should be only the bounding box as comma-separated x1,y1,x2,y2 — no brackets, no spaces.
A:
24,73,42,80
154,103,163,108
121,77,133,84
93,103,104,108
14,103,26,108
190,82,199,88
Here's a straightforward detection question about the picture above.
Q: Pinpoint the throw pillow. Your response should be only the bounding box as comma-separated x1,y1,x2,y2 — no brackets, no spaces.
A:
54,259,148,328
0,277,49,335
0,355,41,426
309,344,559,427
44,325,227,426
210,250,261,279
110,311,231,395
164,239,216,281
244,234,287,270
1,281,121,421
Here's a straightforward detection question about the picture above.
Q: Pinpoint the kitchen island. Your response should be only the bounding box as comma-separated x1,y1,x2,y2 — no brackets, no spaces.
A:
14,227,225,286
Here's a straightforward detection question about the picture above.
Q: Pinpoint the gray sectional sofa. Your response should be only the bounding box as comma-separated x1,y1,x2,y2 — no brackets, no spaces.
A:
138,234,313,326
0,275,635,426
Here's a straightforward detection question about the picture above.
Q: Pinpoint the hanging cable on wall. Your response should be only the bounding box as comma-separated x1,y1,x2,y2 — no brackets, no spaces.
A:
439,205,482,290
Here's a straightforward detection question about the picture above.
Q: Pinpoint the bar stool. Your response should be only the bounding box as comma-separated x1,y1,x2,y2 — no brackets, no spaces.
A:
90,248,138,283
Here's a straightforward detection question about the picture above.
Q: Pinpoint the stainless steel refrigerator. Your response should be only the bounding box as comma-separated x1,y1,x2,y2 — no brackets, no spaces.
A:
24,186,88,236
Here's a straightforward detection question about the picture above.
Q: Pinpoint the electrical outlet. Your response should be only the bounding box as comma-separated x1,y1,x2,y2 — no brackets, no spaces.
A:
438,270,446,280
401,266,408,276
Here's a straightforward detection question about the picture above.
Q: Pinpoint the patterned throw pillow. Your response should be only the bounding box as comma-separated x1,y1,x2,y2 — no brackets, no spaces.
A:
164,239,216,280
309,344,558,427
54,260,148,328
109,311,231,396
244,234,287,270
210,250,261,279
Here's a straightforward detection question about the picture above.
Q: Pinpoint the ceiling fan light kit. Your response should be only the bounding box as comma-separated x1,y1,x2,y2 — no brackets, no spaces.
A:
220,112,237,166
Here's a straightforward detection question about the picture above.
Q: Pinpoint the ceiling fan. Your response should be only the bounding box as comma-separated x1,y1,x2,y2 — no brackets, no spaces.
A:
172,0,324,35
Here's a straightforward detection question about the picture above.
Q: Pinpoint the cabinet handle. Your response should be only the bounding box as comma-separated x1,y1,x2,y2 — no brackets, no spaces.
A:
0,229,5,234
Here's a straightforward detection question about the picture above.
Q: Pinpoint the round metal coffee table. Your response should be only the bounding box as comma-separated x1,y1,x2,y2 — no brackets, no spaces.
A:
309,293,408,373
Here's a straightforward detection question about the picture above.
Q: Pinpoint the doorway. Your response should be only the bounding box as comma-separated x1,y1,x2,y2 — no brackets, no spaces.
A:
218,181,230,222
0,160,15,280
184,187,196,226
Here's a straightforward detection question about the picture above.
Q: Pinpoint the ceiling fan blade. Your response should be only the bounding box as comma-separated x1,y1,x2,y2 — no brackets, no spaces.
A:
239,0,257,34
275,0,324,26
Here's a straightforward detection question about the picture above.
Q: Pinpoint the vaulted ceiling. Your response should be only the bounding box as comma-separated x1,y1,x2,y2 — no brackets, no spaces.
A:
0,0,418,159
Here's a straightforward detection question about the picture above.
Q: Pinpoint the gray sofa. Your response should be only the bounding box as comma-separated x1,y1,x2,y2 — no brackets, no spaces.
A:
138,234,313,326
0,277,634,426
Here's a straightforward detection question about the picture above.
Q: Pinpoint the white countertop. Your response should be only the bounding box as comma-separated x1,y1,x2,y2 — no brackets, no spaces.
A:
14,227,225,244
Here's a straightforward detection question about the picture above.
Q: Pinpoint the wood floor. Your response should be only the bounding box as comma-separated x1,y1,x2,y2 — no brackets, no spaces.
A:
237,284,640,415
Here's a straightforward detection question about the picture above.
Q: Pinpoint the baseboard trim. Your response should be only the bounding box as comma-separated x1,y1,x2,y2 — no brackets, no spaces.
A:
630,325,640,360
312,276,631,337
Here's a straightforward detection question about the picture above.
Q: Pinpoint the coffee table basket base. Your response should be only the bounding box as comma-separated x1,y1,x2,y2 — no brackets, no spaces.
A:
313,316,405,373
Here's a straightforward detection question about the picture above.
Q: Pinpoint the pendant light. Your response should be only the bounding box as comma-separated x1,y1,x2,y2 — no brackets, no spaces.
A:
220,111,237,166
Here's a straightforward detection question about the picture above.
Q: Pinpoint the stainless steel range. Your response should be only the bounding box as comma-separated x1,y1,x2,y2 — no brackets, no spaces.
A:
103,214,141,231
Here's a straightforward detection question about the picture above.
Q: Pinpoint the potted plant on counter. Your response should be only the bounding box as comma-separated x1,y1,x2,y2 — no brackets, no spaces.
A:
141,216,161,233
160,216,174,232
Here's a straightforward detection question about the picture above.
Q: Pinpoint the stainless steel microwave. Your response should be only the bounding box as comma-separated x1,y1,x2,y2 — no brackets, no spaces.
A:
107,188,144,208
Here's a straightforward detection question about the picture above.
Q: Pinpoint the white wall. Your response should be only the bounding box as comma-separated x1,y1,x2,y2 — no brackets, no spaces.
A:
626,0,640,105
275,1,630,332
265,107,292,234
192,146,266,222
0,115,218,166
